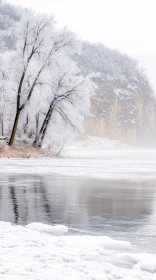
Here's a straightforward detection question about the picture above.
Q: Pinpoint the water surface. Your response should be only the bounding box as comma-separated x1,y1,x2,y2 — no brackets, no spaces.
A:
0,173,156,252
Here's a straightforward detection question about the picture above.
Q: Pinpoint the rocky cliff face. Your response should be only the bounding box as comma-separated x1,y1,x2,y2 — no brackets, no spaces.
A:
75,43,156,145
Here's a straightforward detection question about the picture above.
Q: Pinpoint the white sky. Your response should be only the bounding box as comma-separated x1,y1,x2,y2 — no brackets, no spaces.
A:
7,0,156,92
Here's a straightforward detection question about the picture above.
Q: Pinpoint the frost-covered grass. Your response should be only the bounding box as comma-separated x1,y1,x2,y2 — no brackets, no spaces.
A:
0,222,155,279
0,141,53,158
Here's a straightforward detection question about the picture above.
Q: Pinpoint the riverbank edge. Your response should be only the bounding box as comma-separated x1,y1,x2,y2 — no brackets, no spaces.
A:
0,141,54,158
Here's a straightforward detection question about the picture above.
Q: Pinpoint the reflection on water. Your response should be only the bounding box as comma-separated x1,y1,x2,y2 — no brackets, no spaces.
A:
0,174,156,250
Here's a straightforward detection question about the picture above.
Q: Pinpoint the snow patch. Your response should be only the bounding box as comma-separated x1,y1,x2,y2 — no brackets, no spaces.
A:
116,252,150,265
62,135,132,158
72,135,131,149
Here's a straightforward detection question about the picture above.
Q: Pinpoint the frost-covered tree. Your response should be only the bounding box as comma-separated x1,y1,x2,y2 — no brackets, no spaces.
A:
0,52,14,137
32,56,94,147
7,13,80,146
0,1,21,51
0,5,95,151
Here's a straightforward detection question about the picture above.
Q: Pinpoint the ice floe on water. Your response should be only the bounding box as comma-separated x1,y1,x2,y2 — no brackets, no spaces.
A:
0,221,155,280
26,222,68,235
98,236,131,250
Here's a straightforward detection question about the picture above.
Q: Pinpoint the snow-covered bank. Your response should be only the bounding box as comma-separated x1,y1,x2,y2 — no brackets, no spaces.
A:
0,222,155,280
62,135,132,158
67,135,132,150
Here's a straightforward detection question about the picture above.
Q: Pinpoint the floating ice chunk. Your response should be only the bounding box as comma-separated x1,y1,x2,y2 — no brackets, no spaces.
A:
26,222,68,235
98,236,131,250
134,259,156,273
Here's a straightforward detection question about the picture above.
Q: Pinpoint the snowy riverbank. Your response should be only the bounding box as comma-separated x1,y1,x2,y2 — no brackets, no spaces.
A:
0,222,155,279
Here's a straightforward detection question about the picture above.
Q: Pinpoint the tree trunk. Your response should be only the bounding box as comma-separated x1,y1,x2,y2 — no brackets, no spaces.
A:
1,114,4,137
23,113,29,134
33,101,54,147
9,110,21,146
35,109,54,147
39,114,51,145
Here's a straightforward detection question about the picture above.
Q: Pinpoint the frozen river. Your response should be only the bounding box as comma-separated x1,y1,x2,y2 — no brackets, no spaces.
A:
0,149,156,279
